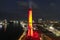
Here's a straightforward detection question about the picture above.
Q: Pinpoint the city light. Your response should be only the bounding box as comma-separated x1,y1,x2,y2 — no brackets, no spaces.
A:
0,25,2,29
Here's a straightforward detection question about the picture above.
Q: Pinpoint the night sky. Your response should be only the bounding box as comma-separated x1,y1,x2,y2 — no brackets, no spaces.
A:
0,0,60,20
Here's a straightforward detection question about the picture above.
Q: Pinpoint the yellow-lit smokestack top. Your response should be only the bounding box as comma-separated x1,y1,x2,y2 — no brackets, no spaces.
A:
28,8,33,37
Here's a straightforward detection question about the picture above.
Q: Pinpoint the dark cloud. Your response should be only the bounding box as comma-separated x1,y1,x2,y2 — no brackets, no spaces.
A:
17,1,39,9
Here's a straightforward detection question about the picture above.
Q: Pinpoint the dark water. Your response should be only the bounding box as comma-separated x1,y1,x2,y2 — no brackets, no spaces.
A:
0,22,24,40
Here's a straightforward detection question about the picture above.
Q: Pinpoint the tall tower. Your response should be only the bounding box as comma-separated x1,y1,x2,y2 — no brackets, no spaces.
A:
26,0,40,40
27,0,34,37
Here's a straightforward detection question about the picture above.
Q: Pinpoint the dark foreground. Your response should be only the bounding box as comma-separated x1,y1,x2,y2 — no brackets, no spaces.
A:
0,22,24,40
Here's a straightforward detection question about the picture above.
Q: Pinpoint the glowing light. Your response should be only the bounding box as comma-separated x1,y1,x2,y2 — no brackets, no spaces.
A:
26,31,40,40
28,8,33,37
0,25,2,28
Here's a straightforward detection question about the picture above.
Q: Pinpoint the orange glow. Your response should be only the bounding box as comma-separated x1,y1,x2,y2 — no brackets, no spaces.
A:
28,8,33,37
